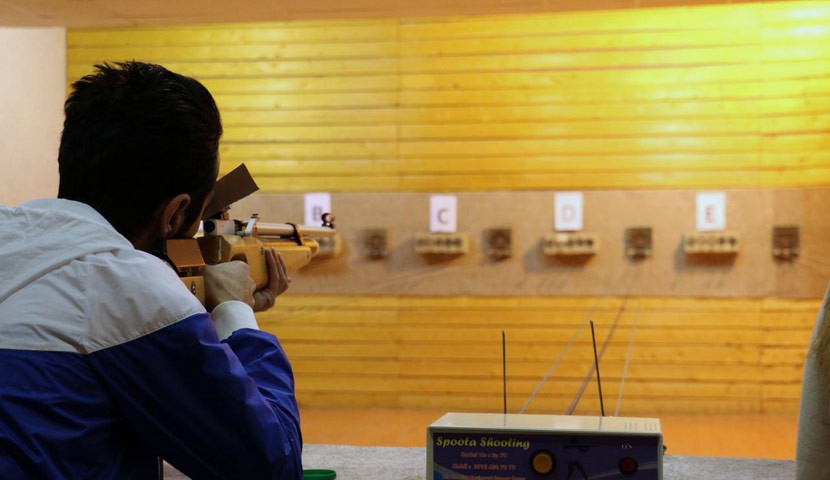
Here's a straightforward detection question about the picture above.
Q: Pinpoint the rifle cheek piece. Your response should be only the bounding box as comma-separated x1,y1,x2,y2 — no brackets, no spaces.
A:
166,163,335,304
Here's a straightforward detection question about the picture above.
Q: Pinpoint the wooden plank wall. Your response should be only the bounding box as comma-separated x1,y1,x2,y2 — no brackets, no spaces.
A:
234,189,828,413
65,3,830,413
66,1,830,192
266,295,821,414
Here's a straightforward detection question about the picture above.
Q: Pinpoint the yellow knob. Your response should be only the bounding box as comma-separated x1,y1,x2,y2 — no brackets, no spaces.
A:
531,451,555,475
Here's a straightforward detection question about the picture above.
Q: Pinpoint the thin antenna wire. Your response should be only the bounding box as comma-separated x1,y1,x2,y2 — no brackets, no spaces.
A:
590,320,605,417
792,260,830,276
502,330,507,415
565,298,627,416
519,265,637,415
272,264,466,319
796,256,830,269
615,300,641,417
519,306,599,414
279,245,638,321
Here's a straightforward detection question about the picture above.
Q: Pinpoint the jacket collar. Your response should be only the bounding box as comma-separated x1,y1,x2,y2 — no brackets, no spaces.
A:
21,198,119,233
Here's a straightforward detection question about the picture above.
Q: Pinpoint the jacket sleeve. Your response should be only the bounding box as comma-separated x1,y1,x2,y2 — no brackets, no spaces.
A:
86,304,302,480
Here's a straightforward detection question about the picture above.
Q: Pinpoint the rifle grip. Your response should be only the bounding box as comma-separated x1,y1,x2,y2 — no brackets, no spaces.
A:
231,247,269,290
198,235,317,291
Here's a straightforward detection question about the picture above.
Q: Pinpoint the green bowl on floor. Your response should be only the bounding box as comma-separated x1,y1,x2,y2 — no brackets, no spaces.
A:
303,469,336,480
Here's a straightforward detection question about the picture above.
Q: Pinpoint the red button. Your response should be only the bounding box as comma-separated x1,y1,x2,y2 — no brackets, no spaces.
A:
619,457,638,475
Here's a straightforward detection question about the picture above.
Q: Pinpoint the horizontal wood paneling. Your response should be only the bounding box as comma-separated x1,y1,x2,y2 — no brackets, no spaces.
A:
259,295,821,414
68,1,830,192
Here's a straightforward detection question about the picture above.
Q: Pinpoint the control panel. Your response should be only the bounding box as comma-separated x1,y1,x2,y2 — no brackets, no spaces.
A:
428,413,663,480
543,232,599,256
416,233,469,255
683,232,739,255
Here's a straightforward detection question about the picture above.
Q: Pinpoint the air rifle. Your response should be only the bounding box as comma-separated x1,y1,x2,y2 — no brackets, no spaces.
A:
164,164,336,305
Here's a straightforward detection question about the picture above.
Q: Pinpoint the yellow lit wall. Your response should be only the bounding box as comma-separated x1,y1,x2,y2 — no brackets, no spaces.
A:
67,1,830,193
65,3,830,415
263,295,819,415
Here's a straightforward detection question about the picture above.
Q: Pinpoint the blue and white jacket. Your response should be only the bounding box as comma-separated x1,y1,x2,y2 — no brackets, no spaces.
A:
0,198,302,479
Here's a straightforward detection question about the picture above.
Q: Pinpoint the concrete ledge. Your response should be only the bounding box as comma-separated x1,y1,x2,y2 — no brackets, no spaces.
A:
164,443,795,479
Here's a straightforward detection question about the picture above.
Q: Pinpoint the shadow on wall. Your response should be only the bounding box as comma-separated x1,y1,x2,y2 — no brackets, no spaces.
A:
302,241,350,275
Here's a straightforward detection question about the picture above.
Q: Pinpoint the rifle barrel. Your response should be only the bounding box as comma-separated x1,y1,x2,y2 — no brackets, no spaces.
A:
255,223,336,238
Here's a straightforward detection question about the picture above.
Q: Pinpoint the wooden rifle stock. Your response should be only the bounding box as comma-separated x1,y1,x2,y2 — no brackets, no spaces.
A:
167,218,335,305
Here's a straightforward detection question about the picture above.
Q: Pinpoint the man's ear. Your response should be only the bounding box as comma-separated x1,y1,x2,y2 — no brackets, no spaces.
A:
158,194,191,238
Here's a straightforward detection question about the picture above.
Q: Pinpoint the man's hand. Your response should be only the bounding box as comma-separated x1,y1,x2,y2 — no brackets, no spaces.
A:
253,248,290,312
204,261,256,311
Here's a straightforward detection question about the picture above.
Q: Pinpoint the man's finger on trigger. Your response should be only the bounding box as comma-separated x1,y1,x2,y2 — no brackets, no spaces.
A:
266,249,279,286
272,255,287,286
265,247,278,271
274,249,288,274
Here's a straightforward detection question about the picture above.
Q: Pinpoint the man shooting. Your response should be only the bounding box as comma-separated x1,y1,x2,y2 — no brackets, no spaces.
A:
0,61,301,479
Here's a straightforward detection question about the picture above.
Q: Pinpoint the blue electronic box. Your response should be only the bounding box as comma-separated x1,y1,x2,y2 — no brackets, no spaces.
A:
427,413,663,479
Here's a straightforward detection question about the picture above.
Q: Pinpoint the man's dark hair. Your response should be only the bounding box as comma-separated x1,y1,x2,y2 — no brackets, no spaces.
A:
58,61,222,238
